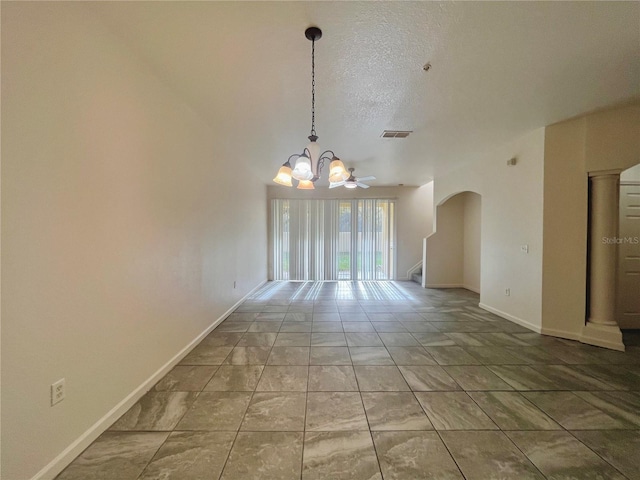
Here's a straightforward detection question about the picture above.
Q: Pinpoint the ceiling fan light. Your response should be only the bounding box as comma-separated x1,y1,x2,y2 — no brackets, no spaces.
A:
273,164,293,186
291,155,313,181
297,179,315,190
344,181,358,189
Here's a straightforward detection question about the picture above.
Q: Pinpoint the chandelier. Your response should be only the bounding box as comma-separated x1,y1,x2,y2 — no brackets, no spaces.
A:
273,27,348,190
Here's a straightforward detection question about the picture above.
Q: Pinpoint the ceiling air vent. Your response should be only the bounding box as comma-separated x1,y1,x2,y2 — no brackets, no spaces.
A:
381,130,412,138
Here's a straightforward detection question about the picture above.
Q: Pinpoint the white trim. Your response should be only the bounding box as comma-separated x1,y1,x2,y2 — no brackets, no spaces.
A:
588,169,622,177
463,284,480,294
425,283,480,294
421,238,427,288
579,322,625,352
478,303,542,333
539,326,581,341
31,279,268,480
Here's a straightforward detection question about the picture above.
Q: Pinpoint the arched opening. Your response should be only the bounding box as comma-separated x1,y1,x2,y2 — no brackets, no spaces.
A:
617,163,640,330
424,191,481,293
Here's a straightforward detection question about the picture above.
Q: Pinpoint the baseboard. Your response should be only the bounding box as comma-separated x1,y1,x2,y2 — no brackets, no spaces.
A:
32,279,268,480
540,323,625,351
463,284,480,294
426,284,479,294
539,326,581,342
478,303,542,333
579,322,625,352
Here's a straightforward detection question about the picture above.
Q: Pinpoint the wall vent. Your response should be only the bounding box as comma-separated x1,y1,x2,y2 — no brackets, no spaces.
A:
381,130,412,138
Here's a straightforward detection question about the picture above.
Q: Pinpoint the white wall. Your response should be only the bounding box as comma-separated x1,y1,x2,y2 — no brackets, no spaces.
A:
621,163,640,181
433,128,545,331
1,4,267,480
618,169,640,329
267,184,433,280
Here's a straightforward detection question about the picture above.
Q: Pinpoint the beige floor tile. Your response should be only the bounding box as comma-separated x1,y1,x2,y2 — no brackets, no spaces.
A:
302,431,381,480
361,392,433,430
308,365,358,391
256,366,309,391
204,365,263,391
221,432,303,480
176,392,251,431
241,392,306,431
305,392,369,431
373,431,463,480
354,366,411,391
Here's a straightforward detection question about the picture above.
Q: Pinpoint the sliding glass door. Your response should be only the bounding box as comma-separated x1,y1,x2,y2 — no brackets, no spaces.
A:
271,198,395,281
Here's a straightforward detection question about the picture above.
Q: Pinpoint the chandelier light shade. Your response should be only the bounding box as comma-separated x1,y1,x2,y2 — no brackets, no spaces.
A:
329,158,347,183
273,160,293,186
291,153,313,181
274,27,349,189
297,179,315,190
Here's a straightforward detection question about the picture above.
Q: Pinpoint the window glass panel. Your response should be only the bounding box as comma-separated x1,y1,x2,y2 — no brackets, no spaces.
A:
271,198,395,281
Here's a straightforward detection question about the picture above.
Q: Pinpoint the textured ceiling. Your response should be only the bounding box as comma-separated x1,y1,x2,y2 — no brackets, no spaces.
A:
89,1,639,186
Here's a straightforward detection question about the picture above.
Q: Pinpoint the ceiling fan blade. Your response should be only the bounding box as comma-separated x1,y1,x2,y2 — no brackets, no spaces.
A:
329,181,345,189
356,176,376,182
357,183,370,189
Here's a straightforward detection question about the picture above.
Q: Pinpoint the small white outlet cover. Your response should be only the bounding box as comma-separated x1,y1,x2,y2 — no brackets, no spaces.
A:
520,245,529,253
51,378,65,406
505,288,511,296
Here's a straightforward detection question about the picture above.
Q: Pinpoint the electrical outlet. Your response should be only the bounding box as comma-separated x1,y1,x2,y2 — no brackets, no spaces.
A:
233,281,237,289
505,288,511,296
51,378,65,406
520,244,529,253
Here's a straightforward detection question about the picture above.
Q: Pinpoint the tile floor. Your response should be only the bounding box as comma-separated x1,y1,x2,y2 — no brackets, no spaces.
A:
56,281,640,480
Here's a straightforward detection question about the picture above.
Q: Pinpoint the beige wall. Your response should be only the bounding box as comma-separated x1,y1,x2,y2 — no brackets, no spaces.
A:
425,192,481,292
434,128,545,331
1,4,267,480
267,184,433,280
426,193,465,287
542,101,640,340
463,192,482,292
541,118,589,339
585,103,640,173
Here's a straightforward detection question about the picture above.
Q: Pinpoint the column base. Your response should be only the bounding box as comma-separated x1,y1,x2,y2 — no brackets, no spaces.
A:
580,322,625,352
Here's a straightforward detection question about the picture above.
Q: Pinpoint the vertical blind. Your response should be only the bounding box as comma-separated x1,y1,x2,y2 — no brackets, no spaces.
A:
271,198,395,281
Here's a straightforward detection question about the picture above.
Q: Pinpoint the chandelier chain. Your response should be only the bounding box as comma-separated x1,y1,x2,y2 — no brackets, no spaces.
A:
311,37,316,136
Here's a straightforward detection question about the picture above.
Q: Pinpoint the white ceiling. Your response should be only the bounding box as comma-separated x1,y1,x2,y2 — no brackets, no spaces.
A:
89,1,639,186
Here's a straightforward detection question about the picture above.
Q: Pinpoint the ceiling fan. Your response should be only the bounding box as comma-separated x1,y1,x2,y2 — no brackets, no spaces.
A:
329,168,376,189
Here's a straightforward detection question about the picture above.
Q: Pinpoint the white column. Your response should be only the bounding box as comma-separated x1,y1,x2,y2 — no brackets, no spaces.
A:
581,172,625,351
